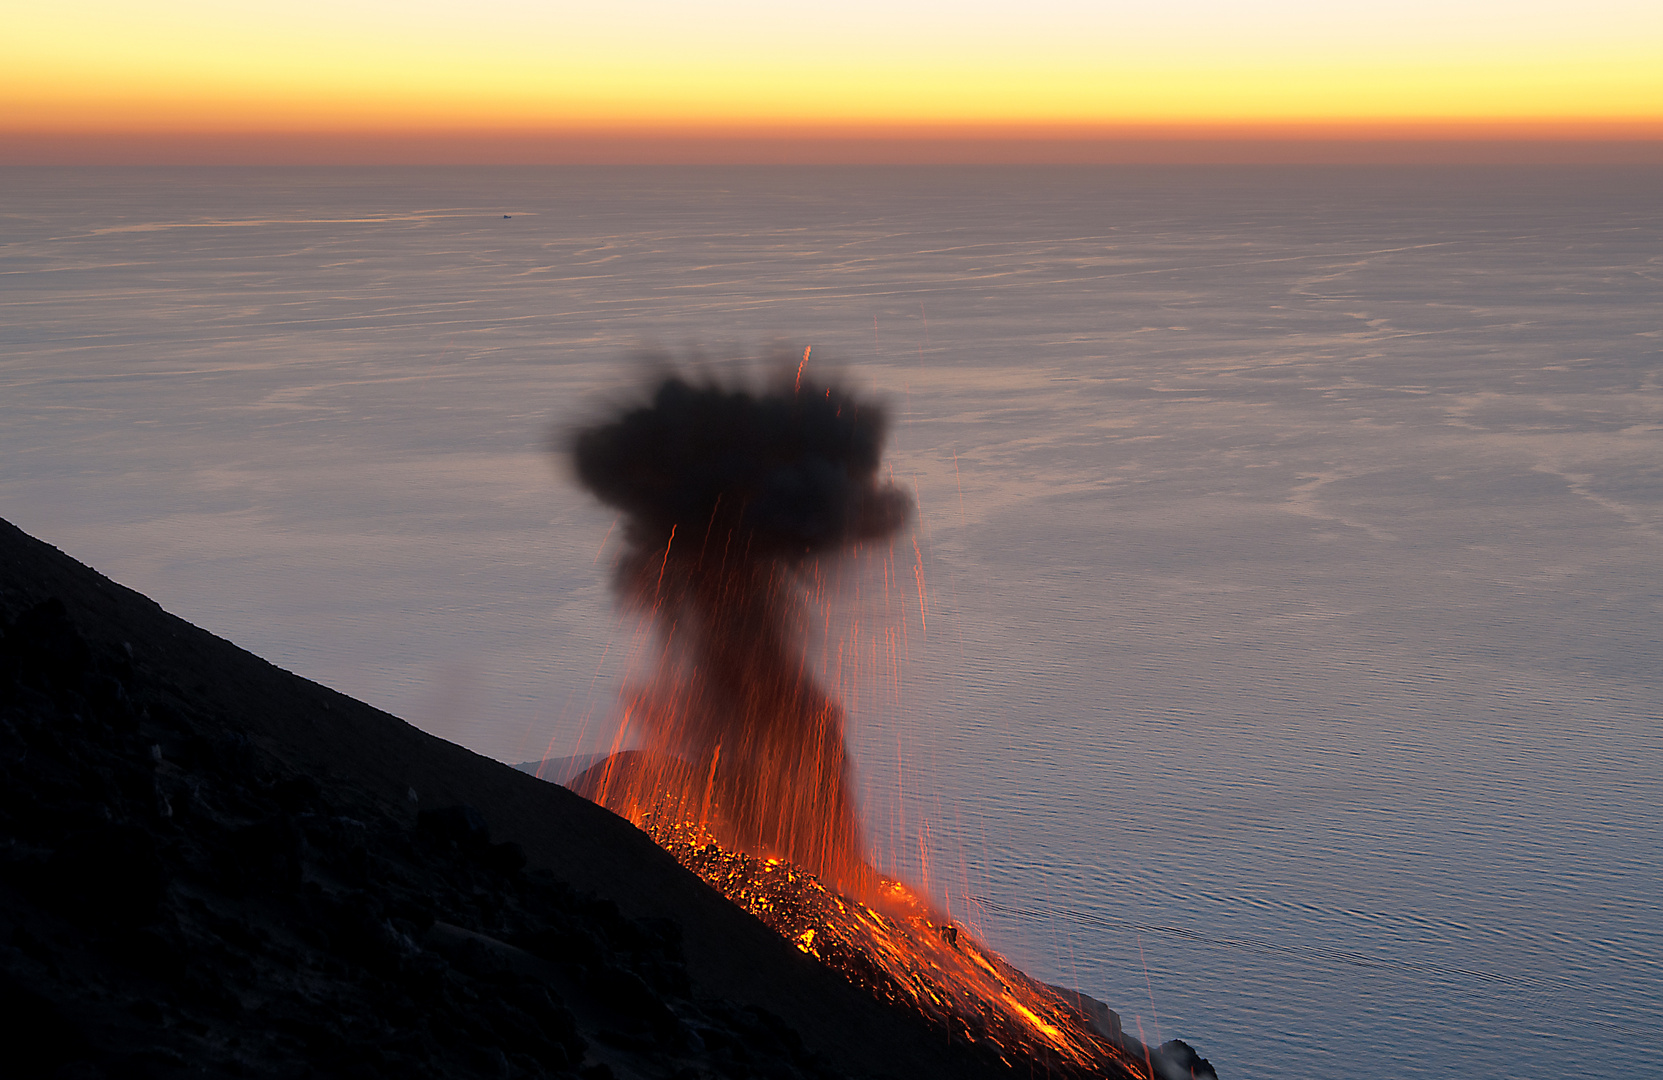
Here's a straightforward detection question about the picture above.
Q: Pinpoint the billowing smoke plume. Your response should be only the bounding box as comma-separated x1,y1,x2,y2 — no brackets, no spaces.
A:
571,364,910,896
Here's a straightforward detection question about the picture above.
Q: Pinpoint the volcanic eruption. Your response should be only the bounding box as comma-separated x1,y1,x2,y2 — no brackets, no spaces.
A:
569,359,1162,1078
570,361,907,899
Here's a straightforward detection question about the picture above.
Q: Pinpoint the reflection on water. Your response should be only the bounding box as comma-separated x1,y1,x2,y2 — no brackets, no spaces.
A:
2,165,1660,1079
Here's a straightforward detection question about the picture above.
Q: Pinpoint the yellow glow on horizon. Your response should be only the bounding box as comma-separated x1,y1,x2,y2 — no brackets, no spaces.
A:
5,0,1660,135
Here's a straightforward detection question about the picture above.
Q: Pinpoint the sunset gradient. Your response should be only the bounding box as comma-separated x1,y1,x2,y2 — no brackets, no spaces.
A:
5,0,1660,160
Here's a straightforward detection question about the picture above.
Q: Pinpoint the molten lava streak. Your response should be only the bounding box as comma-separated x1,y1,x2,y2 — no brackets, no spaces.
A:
571,367,1148,1078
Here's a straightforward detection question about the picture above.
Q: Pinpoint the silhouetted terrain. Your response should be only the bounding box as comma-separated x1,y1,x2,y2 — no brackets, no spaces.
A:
0,518,1049,1079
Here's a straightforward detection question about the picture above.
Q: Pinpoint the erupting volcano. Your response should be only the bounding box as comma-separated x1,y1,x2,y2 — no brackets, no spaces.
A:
568,361,1165,1078
571,363,907,898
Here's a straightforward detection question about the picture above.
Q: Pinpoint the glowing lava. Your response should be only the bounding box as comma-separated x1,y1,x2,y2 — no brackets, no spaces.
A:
561,801,1147,1077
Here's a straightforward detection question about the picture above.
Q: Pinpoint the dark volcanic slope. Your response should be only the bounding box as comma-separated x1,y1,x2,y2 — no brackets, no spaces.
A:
0,518,1024,1080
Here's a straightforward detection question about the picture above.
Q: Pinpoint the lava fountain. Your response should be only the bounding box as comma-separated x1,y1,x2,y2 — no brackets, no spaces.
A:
569,363,1151,1078
571,364,907,898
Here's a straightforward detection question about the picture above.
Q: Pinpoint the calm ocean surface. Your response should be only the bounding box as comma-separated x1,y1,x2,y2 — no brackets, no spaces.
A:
3,165,1659,1078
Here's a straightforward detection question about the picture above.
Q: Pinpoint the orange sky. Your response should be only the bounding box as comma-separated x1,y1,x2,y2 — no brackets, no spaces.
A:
5,0,1660,162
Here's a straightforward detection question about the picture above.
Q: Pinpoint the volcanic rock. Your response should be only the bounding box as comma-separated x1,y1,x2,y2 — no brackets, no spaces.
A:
1154,1040,1219,1080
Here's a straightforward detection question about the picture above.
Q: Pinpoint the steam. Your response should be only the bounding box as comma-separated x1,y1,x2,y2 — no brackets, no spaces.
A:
571,362,910,895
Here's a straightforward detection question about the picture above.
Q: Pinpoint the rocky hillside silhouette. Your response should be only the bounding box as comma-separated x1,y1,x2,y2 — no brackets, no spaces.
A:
0,518,1046,1080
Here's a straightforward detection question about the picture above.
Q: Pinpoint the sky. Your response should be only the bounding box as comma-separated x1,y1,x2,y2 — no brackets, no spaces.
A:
5,0,1661,161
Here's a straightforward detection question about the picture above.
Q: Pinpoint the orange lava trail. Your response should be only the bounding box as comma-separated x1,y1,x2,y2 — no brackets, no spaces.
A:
586,817,1152,1080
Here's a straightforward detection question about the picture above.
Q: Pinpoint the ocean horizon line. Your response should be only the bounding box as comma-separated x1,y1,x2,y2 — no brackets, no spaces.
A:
6,128,1662,167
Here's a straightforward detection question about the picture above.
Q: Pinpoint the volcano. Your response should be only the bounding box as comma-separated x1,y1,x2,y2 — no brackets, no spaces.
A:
565,367,1214,1079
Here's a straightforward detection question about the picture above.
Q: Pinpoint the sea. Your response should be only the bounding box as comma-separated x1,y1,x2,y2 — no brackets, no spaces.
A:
2,164,1659,1079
